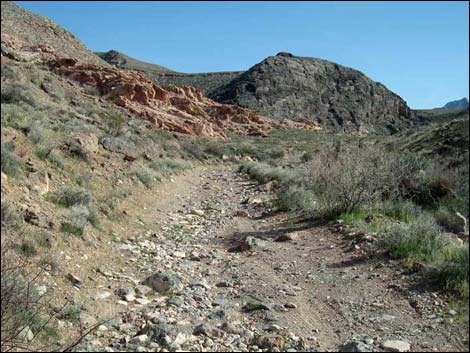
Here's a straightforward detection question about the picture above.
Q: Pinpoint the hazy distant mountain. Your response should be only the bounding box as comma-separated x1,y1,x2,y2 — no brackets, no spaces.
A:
443,97,469,109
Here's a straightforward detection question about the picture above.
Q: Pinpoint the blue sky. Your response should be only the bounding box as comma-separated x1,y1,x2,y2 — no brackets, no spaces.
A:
17,1,469,109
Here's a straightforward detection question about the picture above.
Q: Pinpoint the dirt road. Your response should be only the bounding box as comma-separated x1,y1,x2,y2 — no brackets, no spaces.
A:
79,165,468,352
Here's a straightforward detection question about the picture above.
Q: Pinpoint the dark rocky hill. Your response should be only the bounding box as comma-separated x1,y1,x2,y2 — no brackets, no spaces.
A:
443,97,469,109
210,52,414,134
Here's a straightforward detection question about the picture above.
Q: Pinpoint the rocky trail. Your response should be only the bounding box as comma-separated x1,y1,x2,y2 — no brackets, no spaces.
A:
77,166,468,352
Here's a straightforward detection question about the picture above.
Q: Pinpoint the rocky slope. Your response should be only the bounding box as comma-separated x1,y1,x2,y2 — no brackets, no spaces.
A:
1,1,108,66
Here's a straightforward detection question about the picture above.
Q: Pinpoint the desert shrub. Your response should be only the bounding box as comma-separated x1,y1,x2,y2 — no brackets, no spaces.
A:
435,246,469,298
133,167,160,188
1,82,42,107
0,239,57,351
409,174,455,209
46,149,65,169
434,207,466,234
149,158,191,176
305,144,424,217
1,142,25,177
239,162,293,184
1,201,23,231
61,205,91,236
1,103,33,131
27,121,48,145
105,111,127,137
380,200,422,224
67,141,90,162
380,215,447,262
276,185,316,212
301,151,314,162
58,304,83,323
49,187,92,208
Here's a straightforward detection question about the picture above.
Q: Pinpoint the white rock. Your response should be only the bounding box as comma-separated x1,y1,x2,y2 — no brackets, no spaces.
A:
382,340,411,352
92,291,111,300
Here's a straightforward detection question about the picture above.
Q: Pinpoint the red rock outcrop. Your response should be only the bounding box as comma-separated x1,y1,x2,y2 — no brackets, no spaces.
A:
2,34,321,138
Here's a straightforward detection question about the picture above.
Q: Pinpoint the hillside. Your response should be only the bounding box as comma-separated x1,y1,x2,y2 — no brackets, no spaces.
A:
396,109,469,166
96,50,175,74
97,50,244,97
1,1,107,66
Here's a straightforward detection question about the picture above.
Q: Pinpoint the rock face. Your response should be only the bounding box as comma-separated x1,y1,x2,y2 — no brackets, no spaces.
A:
211,52,414,134
443,97,469,109
2,34,319,139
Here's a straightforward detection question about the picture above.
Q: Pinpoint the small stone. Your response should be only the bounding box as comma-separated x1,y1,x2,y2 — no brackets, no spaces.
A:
242,300,270,312
191,209,205,216
66,273,82,287
257,334,285,351
340,341,373,352
92,291,111,300
285,303,297,309
382,340,411,352
135,285,153,296
135,298,151,305
173,251,186,259
275,232,300,242
129,334,149,345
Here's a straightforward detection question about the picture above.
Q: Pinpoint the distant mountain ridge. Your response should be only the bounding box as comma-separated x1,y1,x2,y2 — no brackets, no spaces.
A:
443,97,469,109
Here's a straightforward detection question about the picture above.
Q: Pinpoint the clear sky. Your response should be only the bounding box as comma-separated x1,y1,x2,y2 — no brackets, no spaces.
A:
16,1,469,109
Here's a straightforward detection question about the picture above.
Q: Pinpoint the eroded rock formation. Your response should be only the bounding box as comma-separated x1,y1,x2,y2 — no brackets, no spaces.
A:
2,34,320,138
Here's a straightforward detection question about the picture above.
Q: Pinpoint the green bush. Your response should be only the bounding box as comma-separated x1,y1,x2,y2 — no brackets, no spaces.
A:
58,304,83,323
380,216,448,262
434,207,466,234
49,187,92,208
276,185,316,212
149,158,191,176
133,167,160,188
380,200,422,224
27,121,48,145
1,201,23,231
1,142,25,177
435,246,469,298
105,111,127,137
61,205,91,236
239,162,293,184
301,151,314,162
